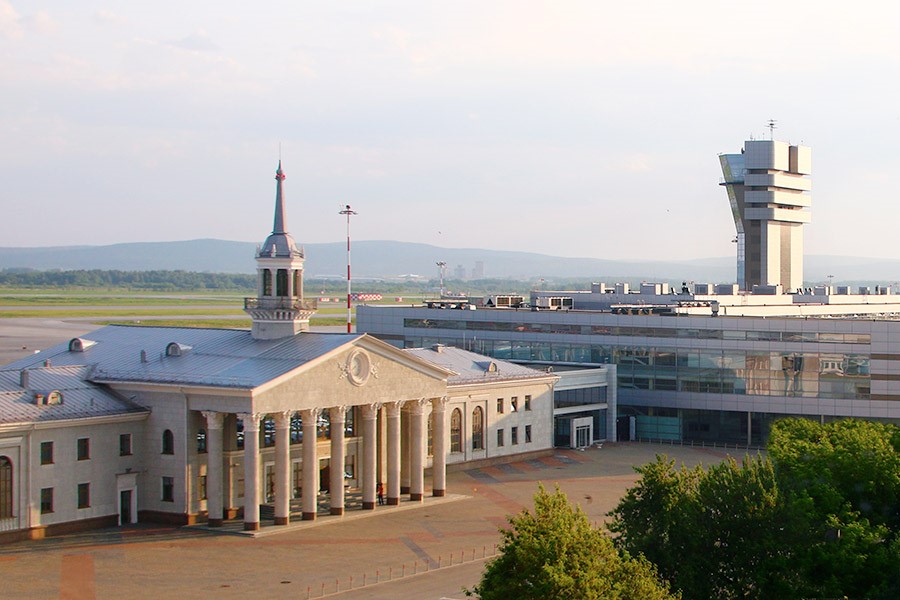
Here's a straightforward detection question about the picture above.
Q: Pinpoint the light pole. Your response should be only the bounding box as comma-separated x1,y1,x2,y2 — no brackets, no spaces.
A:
339,205,357,333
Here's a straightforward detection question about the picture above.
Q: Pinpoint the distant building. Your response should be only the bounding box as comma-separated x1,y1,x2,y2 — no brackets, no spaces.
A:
472,261,485,280
720,139,811,292
454,264,466,280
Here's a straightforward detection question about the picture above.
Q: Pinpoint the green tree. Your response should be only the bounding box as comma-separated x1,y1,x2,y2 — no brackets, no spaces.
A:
767,418,900,599
468,484,677,600
608,455,797,599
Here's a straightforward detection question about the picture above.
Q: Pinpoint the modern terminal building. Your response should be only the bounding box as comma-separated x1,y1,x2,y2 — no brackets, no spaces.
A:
358,138,900,446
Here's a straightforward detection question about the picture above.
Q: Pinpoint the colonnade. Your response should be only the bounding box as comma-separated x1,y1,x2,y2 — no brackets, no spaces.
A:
201,398,447,530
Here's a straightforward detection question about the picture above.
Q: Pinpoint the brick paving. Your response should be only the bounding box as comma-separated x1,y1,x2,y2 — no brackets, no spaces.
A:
0,443,744,599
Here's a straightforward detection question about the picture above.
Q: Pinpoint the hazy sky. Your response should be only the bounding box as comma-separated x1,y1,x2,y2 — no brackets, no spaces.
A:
2,1,899,261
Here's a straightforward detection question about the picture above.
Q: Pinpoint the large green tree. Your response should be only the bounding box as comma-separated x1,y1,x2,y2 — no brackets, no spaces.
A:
468,484,678,600
608,418,900,600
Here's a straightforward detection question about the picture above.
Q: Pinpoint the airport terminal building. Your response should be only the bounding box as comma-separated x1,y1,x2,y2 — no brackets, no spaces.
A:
359,139,900,445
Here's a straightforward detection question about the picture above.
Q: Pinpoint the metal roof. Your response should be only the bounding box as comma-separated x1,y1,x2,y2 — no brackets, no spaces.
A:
0,364,147,425
404,345,554,386
3,325,364,389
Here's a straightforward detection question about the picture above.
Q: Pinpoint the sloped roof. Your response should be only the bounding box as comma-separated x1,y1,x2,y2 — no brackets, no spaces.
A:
0,364,147,426
404,345,556,386
3,325,364,389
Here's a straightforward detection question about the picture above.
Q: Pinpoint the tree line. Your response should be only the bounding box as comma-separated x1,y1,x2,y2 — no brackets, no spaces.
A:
469,418,899,600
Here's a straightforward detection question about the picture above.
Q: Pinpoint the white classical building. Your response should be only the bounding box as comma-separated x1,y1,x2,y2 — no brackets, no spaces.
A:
0,163,560,542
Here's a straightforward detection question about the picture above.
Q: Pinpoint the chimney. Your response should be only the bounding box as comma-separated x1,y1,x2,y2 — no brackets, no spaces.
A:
20,369,29,388
43,359,51,367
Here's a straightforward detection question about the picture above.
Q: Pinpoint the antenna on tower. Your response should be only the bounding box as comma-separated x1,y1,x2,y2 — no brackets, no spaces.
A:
767,119,777,140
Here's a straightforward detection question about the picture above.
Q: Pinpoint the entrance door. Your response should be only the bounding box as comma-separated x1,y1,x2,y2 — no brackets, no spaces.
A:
575,425,591,448
120,490,132,525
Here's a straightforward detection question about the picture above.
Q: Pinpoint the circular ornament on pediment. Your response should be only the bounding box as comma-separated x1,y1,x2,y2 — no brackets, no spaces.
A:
346,349,371,386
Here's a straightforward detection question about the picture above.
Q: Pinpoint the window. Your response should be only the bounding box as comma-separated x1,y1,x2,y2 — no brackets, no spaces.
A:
262,269,272,296
199,475,207,501
162,429,174,455
427,417,433,457
497,429,504,447
496,399,504,414
40,441,54,465
119,434,132,456
0,456,12,518
472,406,484,451
450,408,462,453
77,483,90,509
197,429,206,454
524,395,532,411
511,426,519,445
77,438,90,461
511,397,518,412
525,425,532,443
161,477,174,502
41,487,53,514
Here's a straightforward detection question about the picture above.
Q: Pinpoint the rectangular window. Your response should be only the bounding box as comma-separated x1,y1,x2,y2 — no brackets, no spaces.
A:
511,426,519,445
119,433,132,456
161,476,174,502
496,399,504,414
511,397,518,412
41,487,53,514
199,475,207,501
525,425,532,443
77,483,90,509
77,437,90,461
40,441,53,465
497,429,504,447
524,395,532,411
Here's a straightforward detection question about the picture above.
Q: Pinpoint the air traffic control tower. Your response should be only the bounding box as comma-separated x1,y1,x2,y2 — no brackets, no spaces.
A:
720,140,811,292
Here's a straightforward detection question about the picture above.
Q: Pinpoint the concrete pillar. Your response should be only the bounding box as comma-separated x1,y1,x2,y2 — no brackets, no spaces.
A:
409,399,426,502
329,406,347,515
237,412,261,531
361,403,380,510
400,409,410,494
431,397,448,497
385,401,403,505
201,411,225,526
301,408,320,520
273,411,292,525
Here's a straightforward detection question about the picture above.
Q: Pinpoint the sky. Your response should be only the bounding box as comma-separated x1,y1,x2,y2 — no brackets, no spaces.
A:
2,1,900,261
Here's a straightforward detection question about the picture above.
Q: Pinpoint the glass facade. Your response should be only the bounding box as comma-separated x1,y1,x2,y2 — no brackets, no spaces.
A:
401,336,870,399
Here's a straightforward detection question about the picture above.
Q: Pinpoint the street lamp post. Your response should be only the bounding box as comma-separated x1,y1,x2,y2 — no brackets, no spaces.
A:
339,205,357,333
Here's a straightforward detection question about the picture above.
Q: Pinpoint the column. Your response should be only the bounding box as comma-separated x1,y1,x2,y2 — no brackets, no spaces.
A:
400,410,410,494
409,399,426,502
361,403,380,510
273,411,292,525
385,401,403,506
237,412,261,531
201,411,225,526
329,406,347,515
431,397,448,497
301,408,320,520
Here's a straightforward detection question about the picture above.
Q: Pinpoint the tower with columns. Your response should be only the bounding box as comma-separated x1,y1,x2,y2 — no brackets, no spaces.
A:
244,161,317,339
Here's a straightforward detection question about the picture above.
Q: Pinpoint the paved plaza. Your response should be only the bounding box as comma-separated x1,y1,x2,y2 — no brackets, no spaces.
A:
0,442,748,599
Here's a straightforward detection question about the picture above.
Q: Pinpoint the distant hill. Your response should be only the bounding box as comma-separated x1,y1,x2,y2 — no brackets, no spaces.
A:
0,239,897,284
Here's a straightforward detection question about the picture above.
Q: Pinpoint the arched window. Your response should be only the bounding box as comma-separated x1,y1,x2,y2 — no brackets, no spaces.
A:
276,269,288,297
450,408,462,453
197,428,207,454
162,429,174,455
0,456,12,519
472,407,484,451
262,269,272,296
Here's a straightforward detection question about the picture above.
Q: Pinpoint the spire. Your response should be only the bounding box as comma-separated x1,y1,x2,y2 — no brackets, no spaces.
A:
273,161,287,234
